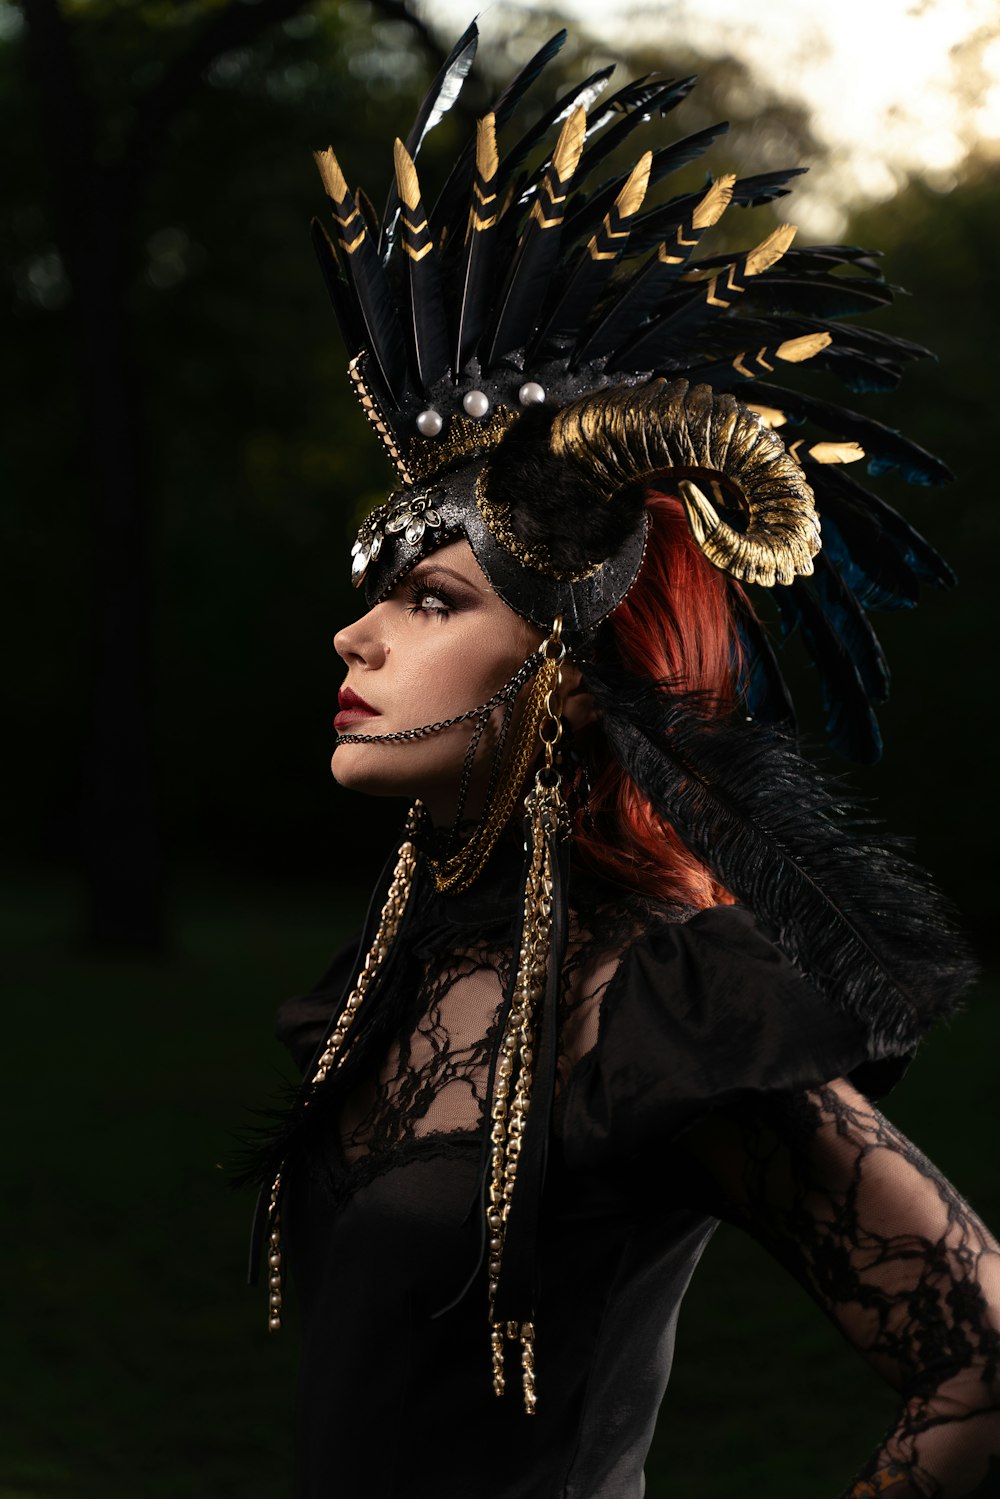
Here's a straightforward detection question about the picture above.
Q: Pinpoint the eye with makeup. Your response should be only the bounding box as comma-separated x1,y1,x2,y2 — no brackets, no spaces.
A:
404,575,458,618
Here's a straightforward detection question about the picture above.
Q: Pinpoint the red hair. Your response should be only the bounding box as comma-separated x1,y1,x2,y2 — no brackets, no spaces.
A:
573,491,741,909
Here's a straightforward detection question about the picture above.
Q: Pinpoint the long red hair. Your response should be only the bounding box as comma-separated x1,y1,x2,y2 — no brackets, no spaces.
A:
573,491,741,909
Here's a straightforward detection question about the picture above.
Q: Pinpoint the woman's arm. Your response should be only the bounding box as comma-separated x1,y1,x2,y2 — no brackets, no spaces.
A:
679,1077,1000,1497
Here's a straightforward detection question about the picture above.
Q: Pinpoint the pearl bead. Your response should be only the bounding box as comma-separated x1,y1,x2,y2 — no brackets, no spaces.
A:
416,408,443,437
463,389,490,418
518,381,545,406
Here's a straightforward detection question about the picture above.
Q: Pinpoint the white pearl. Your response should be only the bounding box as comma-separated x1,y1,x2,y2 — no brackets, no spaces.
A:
416,408,443,436
518,381,545,406
463,389,490,418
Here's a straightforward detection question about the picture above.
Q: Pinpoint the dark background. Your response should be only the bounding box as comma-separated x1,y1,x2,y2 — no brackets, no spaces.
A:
3,2,998,1494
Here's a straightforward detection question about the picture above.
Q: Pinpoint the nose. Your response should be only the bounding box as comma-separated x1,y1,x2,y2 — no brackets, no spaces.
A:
333,604,387,669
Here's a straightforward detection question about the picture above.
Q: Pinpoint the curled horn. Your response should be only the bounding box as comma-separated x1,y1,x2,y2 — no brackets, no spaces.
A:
548,379,821,586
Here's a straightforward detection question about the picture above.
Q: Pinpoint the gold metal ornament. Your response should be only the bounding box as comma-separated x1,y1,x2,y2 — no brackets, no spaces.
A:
548,378,822,587
263,833,419,1332
426,643,561,894
486,618,568,1416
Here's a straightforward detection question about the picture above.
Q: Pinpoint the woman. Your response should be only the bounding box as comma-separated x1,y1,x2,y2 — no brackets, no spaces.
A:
247,22,1000,1497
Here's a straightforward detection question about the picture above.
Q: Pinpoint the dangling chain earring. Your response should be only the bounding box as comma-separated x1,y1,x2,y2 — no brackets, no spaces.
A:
487,616,570,1415
427,642,561,895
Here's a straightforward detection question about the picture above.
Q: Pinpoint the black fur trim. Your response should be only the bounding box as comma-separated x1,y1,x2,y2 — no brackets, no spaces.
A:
481,403,646,572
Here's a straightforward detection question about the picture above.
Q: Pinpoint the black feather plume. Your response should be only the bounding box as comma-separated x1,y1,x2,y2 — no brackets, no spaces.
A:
733,595,798,731
585,667,974,1048
309,218,365,355
609,222,798,371
393,138,450,388
482,106,587,367
574,174,735,364
453,112,501,372
562,122,729,245
492,65,616,197
626,168,807,257
314,147,407,399
532,150,652,353
378,20,478,260
738,381,953,485
431,29,568,244
774,582,883,762
805,461,957,588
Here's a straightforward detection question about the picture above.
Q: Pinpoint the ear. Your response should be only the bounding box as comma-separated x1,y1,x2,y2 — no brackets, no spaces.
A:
561,661,601,733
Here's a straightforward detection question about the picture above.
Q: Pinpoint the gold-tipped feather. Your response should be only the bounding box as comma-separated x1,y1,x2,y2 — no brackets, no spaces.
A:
393,138,421,213
746,403,788,428
616,150,653,218
744,223,797,276
791,440,866,465
314,147,349,203
692,173,736,231
551,104,587,182
777,331,833,363
476,112,499,184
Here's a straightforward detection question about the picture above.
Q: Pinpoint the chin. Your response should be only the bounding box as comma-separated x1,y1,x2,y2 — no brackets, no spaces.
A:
331,740,424,799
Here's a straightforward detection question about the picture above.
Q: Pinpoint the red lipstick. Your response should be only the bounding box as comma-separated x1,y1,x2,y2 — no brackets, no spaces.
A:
335,684,380,731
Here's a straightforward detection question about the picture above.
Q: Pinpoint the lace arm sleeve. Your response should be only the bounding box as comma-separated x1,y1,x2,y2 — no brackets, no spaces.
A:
680,1077,1000,1497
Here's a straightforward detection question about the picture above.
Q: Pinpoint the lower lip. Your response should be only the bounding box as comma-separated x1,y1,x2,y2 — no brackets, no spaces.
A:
335,708,379,730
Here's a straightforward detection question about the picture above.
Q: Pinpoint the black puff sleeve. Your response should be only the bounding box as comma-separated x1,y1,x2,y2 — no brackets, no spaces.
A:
559,904,913,1171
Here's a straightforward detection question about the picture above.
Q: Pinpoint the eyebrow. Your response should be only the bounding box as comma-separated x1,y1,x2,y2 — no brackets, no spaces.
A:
409,562,485,595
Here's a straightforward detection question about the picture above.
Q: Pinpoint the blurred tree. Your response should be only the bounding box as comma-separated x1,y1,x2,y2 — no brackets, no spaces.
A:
9,0,447,950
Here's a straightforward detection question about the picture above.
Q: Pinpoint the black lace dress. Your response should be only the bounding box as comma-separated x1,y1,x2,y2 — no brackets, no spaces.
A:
273,845,1000,1499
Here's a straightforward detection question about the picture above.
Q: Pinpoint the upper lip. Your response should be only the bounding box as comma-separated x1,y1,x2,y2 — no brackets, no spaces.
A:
338,685,378,713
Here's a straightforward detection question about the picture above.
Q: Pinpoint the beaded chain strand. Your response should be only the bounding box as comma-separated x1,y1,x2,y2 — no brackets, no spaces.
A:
265,833,419,1332
487,618,567,1415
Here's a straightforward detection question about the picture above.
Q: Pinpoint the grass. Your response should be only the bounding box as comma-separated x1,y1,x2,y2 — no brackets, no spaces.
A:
3,869,996,1498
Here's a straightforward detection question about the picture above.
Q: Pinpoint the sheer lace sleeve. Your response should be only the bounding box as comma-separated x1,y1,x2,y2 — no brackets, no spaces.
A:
680,1077,1000,1497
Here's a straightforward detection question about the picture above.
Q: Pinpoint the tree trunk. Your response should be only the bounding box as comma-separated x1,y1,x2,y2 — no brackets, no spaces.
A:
71,178,164,950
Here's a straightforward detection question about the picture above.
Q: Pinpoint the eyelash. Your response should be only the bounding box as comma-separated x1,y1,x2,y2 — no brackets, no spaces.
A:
405,579,456,618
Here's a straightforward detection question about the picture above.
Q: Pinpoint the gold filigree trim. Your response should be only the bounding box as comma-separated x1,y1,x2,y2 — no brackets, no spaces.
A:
475,470,599,582
408,406,520,481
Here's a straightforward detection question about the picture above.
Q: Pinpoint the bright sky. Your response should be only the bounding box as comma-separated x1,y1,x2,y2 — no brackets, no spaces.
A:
418,0,1000,234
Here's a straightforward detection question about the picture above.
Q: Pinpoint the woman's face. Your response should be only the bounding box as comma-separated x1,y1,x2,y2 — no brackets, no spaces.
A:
332,539,544,822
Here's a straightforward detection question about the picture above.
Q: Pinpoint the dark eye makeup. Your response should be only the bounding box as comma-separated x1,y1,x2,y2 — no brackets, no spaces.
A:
404,574,459,617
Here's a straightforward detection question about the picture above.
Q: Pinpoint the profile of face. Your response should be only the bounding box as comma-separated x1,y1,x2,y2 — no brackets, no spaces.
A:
332,539,593,824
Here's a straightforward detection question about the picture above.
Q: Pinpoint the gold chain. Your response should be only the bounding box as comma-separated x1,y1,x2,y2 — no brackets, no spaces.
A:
486,617,566,1415
265,834,419,1332
427,653,558,895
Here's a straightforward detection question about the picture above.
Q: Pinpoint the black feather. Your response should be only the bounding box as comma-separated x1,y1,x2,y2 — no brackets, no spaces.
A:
430,29,568,243
493,65,616,195
567,77,698,192
812,500,918,611
393,141,451,388
562,122,729,245
774,582,883,762
481,109,586,366
626,168,807,257
585,666,974,1047
733,595,798,731
378,20,479,260
316,158,407,399
805,461,957,588
811,550,890,701
309,218,365,355
738,381,954,486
